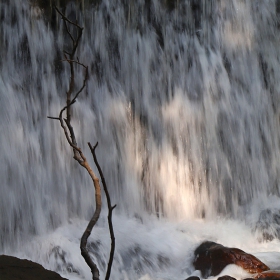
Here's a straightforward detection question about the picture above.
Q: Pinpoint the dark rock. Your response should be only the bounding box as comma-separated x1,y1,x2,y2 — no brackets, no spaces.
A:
218,276,237,280
193,241,269,278
0,255,68,280
185,276,200,280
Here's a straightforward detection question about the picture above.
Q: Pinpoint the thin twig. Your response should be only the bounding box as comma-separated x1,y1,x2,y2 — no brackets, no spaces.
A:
61,58,88,68
49,6,113,280
64,50,71,56
47,116,60,120
58,66,88,122
63,19,75,43
54,5,83,59
54,5,84,30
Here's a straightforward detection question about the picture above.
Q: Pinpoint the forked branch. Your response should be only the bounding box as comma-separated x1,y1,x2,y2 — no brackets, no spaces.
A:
48,5,117,280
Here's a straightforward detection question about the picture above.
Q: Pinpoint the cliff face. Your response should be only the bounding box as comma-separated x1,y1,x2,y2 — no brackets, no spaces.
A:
0,255,68,280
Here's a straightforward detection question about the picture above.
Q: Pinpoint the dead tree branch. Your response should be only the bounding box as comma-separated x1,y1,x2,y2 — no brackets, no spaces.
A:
89,143,116,280
48,5,117,280
47,6,110,280
54,5,83,123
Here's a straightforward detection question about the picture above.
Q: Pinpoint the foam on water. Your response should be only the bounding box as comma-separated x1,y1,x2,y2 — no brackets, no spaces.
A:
8,214,280,280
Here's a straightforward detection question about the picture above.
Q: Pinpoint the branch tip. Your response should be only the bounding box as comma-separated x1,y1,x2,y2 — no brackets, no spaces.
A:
93,142,99,150
47,116,60,120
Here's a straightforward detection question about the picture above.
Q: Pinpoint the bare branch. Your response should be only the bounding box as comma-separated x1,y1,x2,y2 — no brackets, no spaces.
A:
63,50,71,56
54,5,83,61
71,29,83,57
50,6,116,280
54,5,83,30
89,142,116,280
80,162,102,280
57,65,88,124
63,19,75,44
52,6,103,280
61,58,87,68
47,116,60,120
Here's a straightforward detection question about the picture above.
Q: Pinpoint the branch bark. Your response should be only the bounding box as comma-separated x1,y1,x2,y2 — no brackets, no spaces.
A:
48,5,118,280
48,6,103,280
48,6,117,279
89,143,116,280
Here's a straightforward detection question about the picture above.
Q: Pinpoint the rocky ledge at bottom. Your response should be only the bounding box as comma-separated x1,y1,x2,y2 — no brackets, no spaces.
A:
0,255,68,280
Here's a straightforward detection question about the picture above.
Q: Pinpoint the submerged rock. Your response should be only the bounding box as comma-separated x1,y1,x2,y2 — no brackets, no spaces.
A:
193,241,269,278
254,208,280,242
0,255,67,280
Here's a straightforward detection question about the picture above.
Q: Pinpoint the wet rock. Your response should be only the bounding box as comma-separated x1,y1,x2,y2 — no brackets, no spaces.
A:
185,276,200,280
193,241,269,278
254,270,280,280
254,208,280,242
0,255,67,280
218,276,237,280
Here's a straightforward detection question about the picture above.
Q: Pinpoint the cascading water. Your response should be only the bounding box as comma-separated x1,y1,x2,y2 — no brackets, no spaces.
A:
1,0,280,279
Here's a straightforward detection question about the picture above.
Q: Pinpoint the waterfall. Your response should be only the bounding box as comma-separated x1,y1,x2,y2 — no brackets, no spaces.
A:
1,0,280,279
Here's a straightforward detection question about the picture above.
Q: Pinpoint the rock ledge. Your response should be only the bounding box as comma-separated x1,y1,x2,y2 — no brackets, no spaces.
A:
0,255,68,280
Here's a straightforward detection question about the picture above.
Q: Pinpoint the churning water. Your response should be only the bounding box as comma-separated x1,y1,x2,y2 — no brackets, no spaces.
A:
1,0,280,279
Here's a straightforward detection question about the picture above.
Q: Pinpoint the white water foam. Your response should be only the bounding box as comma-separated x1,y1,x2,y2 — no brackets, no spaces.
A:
6,212,280,280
